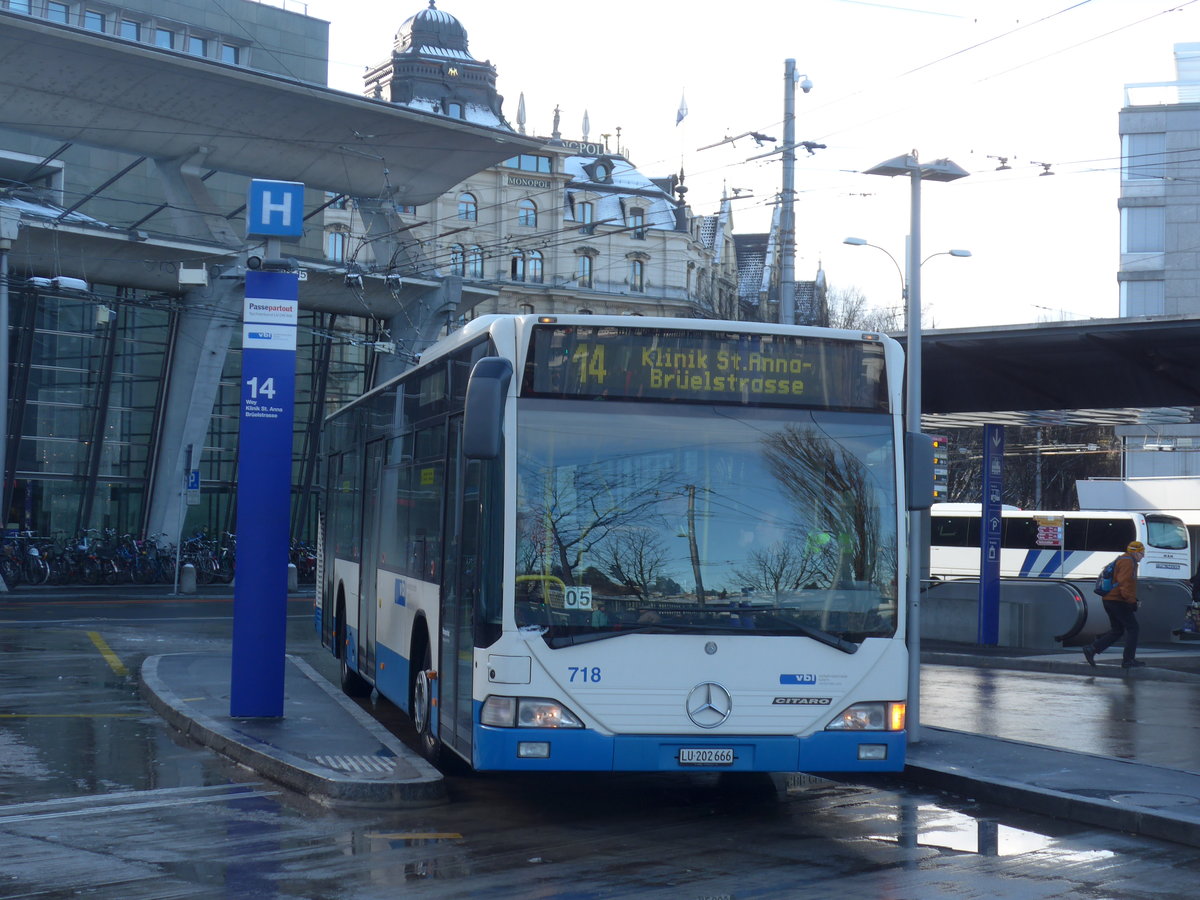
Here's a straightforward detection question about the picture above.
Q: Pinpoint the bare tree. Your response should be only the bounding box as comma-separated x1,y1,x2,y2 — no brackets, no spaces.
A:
940,425,1121,509
761,425,888,587
597,528,671,600
825,284,902,332
731,540,830,599
520,463,678,585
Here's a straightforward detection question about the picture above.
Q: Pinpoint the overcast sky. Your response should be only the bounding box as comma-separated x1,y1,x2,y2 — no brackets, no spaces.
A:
302,0,1198,329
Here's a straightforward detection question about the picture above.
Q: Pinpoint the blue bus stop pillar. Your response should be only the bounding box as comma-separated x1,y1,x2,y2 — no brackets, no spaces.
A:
230,270,297,717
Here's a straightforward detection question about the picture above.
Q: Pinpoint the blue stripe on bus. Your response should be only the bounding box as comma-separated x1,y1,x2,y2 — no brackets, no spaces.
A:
1019,549,1080,578
472,717,906,773
1019,550,1039,577
1037,550,1061,576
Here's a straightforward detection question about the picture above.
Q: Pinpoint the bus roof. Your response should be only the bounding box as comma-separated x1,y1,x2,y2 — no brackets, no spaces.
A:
931,504,1184,523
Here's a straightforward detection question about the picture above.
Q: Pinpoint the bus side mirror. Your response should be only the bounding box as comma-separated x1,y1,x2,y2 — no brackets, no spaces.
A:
906,432,935,511
464,357,513,460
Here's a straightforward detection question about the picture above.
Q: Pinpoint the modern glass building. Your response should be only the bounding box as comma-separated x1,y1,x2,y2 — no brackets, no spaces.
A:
0,1,540,546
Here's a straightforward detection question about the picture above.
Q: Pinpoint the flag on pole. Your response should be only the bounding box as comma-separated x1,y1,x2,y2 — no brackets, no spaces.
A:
676,92,688,126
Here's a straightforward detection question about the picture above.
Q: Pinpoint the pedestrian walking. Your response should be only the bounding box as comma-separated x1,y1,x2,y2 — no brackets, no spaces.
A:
1082,540,1146,669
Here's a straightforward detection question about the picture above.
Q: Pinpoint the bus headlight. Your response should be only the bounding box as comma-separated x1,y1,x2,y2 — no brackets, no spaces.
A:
481,695,584,728
825,701,906,732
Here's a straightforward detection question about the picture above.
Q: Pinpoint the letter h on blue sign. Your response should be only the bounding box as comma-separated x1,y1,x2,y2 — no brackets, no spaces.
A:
247,179,305,239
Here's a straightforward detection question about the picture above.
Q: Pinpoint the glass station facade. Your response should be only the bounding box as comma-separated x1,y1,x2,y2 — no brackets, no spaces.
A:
4,284,370,541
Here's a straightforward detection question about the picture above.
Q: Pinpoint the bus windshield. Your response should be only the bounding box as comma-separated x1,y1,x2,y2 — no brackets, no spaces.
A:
514,400,899,645
1146,515,1189,551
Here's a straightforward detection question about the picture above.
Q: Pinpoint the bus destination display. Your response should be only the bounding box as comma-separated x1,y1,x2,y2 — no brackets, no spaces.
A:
523,325,888,410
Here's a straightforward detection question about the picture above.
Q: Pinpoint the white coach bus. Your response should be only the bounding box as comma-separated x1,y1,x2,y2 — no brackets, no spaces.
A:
929,504,1191,581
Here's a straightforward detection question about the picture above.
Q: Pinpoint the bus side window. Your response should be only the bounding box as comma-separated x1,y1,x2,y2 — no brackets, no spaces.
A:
933,516,971,546
1084,518,1134,552
1064,517,1085,551
1002,517,1039,549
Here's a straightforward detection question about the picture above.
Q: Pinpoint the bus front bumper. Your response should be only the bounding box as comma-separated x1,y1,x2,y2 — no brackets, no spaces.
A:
472,726,906,773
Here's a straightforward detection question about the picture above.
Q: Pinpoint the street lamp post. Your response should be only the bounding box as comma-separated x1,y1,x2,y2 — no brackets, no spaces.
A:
843,237,971,328
849,151,969,745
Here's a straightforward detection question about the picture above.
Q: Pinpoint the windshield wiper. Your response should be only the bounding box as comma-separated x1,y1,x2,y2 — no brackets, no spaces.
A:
543,622,704,648
793,622,859,654
752,613,859,654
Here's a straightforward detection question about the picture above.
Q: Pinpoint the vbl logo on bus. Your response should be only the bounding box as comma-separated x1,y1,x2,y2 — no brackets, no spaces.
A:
779,674,817,685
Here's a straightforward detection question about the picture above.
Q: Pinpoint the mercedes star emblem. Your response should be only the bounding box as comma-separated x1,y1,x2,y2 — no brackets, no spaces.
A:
686,682,732,728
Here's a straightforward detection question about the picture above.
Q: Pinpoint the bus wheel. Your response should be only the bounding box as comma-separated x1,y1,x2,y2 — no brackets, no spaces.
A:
337,609,372,698
411,643,442,764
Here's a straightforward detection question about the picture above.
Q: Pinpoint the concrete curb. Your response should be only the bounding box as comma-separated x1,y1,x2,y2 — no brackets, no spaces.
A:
140,653,446,808
905,729,1200,848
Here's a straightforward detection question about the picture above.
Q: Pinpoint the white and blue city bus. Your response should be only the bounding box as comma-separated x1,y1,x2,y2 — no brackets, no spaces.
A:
317,314,929,773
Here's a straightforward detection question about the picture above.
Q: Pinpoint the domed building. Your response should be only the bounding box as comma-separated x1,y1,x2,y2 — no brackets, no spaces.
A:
363,1,506,128
328,1,742,368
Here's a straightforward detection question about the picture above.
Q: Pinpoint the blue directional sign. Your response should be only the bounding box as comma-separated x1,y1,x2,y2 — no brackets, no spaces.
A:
246,179,305,239
978,424,1004,645
231,269,298,717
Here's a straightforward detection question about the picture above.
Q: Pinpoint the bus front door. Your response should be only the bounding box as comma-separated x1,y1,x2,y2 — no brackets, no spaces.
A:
439,418,477,762
358,438,385,682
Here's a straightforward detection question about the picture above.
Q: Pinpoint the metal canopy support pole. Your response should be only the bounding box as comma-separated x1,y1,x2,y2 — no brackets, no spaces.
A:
905,166,923,744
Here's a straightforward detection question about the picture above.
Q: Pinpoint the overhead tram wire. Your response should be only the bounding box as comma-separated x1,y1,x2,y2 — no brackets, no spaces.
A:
977,0,1200,84
772,1,1189,150
898,1,1097,78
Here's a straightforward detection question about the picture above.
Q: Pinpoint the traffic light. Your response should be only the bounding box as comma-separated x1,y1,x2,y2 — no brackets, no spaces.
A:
931,435,949,501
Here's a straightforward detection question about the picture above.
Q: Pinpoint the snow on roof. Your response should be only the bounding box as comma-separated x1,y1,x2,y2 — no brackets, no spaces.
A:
738,251,767,304
561,156,678,231
561,155,664,192
404,97,505,128
407,45,473,60
734,234,771,306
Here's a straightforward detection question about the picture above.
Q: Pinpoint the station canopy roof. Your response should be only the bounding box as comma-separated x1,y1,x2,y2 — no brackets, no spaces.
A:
905,316,1200,429
0,12,541,202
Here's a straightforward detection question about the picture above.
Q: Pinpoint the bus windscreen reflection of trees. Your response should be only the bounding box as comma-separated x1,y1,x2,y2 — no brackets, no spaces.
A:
515,422,896,641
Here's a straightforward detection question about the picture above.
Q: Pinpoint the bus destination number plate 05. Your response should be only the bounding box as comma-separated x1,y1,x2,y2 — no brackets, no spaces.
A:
679,748,735,766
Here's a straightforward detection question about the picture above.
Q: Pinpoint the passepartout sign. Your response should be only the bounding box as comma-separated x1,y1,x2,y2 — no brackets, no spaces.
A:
244,298,298,326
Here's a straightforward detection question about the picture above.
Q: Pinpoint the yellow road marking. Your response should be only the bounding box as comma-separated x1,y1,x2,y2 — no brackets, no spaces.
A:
87,631,129,676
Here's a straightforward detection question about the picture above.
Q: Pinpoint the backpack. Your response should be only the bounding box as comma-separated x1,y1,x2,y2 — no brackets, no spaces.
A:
1093,558,1118,596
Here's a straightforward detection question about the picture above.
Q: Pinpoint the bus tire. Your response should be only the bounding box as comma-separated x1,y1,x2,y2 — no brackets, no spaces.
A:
411,641,442,764
336,600,372,698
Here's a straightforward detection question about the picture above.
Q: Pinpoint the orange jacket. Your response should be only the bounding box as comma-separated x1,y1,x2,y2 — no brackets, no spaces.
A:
1103,554,1139,605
